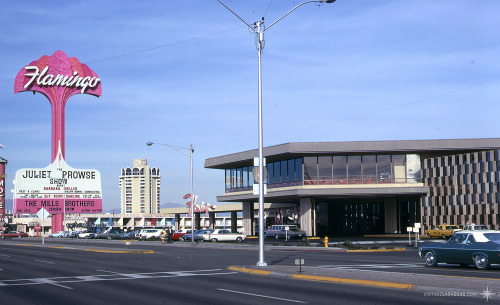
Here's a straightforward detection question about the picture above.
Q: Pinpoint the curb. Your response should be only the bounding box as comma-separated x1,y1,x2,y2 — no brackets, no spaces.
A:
346,248,406,252
227,266,415,290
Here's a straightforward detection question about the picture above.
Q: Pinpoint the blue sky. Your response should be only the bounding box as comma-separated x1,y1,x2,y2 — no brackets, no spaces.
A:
1,1,499,211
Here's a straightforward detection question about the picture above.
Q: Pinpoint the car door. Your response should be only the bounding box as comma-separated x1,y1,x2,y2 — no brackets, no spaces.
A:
436,234,464,263
460,234,477,264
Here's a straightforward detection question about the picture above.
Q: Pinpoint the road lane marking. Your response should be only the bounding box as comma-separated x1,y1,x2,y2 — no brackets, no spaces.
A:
31,278,73,290
0,269,236,288
217,288,307,303
85,249,154,254
35,260,55,265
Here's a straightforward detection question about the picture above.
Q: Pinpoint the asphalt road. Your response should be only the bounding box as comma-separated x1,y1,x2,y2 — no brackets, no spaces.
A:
0,238,498,304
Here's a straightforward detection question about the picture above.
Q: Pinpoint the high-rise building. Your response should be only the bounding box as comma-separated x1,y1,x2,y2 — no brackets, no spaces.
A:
119,159,161,214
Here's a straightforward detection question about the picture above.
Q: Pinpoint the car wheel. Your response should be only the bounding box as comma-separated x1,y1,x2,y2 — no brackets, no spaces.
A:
236,237,242,243
211,238,217,242
107,236,112,240
474,254,489,270
275,235,279,240
425,252,437,267
18,235,22,238
442,234,446,239
426,233,432,238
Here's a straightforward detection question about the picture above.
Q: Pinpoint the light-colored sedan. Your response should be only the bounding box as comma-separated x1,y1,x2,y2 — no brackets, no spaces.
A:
200,229,246,242
49,231,69,238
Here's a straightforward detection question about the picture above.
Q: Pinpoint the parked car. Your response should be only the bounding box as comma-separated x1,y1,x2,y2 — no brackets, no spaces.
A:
419,230,500,270
139,229,163,240
463,224,488,231
0,231,28,239
180,229,214,242
121,230,140,239
77,230,97,239
264,225,306,240
172,229,192,241
49,231,70,238
99,229,125,240
68,231,81,238
200,229,246,242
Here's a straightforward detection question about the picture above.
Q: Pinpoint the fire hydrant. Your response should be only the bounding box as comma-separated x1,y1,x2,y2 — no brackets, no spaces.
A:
324,236,329,248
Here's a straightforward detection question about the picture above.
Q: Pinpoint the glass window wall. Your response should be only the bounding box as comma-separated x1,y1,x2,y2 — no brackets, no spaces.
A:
318,156,332,184
347,156,361,184
224,154,421,192
362,155,376,183
333,156,347,184
304,157,317,185
377,155,391,183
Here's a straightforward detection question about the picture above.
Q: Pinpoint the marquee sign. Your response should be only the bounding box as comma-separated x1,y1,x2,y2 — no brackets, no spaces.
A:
13,51,103,225
14,146,102,214
0,157,7,218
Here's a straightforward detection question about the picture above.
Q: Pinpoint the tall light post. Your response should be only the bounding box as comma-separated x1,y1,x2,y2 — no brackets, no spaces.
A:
217,0,336,267
146,142,195,245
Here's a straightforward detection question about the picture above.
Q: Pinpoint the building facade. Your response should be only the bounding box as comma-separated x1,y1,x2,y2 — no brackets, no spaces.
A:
205,138,500,236
119,159,161,214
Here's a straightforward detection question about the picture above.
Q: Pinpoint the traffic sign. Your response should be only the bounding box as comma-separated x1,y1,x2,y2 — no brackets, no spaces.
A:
36,207,49,220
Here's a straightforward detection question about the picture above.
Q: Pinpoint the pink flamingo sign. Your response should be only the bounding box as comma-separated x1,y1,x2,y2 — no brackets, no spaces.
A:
14,50,102,161
14,51,102,231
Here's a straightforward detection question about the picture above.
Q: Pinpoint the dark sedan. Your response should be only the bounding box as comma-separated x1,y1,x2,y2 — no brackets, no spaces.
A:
419,230,500,270
99,229,125,240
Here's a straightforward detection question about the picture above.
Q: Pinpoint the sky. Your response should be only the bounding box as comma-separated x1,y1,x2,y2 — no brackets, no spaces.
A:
1,0,499,212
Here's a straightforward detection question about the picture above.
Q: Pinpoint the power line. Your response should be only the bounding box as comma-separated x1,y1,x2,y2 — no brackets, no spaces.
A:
0,26,245,87
195,76,500,147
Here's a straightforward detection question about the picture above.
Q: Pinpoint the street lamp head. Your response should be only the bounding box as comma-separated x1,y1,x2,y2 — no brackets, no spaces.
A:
324,0,336,3
146,142,154,146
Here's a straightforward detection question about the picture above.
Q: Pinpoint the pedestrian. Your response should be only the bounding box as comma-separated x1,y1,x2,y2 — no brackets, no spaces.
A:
161,227,166,244
167,227,173,243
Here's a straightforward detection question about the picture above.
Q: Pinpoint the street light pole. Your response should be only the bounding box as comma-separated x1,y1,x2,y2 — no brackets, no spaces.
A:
217,0,336,267
146,142,195,246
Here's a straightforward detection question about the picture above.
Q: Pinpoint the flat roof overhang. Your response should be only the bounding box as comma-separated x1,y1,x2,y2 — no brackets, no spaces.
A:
205,138,500,169
217,184,430,203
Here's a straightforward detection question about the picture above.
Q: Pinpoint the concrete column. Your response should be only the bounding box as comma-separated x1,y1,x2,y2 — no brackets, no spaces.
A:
231,211,237,233
242,202,253,235
194,213,201,230
208,212,215,229
384,198,398,233
175,214,181,230
299,198,313,236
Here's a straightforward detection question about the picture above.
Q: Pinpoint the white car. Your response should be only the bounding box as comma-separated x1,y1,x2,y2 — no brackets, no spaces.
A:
200,229,246,242
139,229,163,240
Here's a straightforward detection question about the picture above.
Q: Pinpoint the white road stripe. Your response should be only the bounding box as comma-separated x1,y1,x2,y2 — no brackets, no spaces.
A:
0,269,236,289
217,288,308,303
35,260,55,265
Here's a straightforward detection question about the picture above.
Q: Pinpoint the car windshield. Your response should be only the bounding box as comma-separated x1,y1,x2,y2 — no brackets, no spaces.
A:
445,226,459,230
